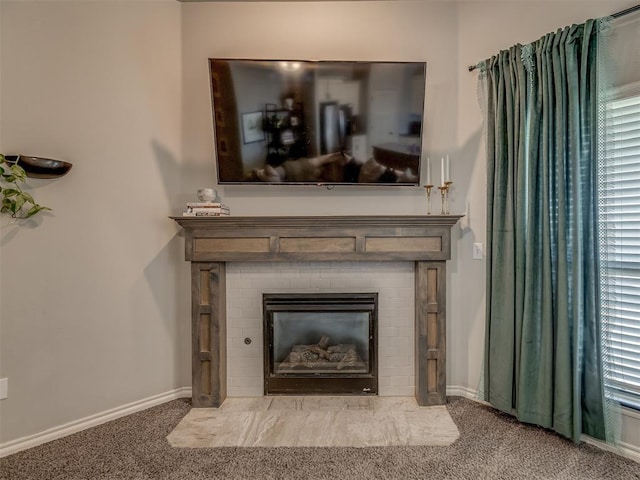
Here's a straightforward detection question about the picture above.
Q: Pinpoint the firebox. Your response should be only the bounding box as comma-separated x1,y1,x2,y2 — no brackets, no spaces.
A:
263,293,378,395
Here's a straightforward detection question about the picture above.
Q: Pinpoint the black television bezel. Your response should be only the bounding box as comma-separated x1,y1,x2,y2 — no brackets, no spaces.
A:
209,58,427,187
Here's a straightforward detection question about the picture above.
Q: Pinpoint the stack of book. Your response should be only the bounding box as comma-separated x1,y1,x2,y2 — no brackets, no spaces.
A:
183,202,230,217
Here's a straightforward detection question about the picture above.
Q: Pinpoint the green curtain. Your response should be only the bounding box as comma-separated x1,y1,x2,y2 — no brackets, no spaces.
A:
482,19,607,442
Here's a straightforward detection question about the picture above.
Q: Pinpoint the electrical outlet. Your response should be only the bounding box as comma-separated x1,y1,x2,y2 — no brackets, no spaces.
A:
0,378,7,400
472,242,484,260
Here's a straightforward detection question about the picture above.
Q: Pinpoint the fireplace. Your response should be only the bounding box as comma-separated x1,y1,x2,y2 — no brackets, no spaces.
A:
263,293,377,395
172,215,462,407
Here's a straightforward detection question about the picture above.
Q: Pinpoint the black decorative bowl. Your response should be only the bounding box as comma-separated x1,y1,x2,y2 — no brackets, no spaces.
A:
4,155,73,178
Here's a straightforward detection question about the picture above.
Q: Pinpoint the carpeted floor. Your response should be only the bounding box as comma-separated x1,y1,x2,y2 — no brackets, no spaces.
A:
1,397,638,480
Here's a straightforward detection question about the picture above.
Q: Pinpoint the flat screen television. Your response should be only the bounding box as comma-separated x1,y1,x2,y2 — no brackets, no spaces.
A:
209,59,426,185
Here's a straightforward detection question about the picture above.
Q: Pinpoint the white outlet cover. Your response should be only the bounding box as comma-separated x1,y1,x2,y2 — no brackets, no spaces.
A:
473,242,484,260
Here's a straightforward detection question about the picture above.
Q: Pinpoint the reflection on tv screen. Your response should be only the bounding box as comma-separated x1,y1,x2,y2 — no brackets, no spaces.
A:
209,59,426,186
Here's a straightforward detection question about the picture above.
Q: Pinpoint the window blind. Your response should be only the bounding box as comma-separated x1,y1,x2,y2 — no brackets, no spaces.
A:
601,92,640,409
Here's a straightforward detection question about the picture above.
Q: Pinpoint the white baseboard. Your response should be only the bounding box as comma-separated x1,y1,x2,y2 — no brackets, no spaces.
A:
2,385,638,465
446,384,482,401
0,387,192,458
583,435,640,464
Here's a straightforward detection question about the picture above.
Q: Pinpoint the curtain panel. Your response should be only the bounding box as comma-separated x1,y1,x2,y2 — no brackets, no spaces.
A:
481,19,607,442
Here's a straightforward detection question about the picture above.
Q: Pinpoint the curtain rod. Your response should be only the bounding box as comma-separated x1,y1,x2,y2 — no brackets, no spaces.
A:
612,4,640,18
467,4,640,72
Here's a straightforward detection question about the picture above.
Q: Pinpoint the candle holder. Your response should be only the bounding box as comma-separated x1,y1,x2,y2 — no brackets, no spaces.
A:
440,181,453,214
438,186,447,215
423,185,434,214
444,180,453,215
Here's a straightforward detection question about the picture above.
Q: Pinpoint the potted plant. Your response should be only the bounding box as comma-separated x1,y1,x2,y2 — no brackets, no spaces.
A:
0,154,50,218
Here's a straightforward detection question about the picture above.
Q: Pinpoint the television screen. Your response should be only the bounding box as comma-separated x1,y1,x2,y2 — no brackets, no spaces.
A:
209,59,426,185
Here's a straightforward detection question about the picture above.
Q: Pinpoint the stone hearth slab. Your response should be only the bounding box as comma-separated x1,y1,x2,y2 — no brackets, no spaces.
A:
166,396,459,448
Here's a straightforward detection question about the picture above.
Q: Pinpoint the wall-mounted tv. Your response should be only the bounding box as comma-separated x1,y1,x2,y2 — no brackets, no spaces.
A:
209,59,426,185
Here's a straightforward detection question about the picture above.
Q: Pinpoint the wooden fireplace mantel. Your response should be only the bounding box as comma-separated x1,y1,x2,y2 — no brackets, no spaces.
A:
172,215,462,407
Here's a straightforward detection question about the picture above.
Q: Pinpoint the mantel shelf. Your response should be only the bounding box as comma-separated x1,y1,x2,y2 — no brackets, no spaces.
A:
171,215,463,230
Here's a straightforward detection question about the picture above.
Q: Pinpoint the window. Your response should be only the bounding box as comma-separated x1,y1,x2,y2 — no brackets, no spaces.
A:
600,87,640,410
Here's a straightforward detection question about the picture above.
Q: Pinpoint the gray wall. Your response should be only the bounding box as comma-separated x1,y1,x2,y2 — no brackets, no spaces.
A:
0,0,189,444
1,0,637,453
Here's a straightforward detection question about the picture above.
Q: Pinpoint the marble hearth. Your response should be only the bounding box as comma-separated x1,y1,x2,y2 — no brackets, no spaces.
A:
172,215,462,408
167,396,460,448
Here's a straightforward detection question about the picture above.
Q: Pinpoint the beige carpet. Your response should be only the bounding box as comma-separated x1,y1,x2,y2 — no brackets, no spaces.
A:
166,396,459,448
3,397,639,480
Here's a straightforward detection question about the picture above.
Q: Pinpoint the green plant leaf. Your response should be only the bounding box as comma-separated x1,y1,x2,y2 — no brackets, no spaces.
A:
21,191,35,204
2,197,18,214
9,164,27,182
25,204,50,218
2,188,19,198
13,195,26,212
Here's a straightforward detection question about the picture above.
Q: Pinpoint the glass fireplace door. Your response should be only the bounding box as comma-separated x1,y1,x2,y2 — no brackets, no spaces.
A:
264,293,378,395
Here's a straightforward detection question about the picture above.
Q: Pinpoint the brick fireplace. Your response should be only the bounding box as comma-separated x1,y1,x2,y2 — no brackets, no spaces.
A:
172,215,461,407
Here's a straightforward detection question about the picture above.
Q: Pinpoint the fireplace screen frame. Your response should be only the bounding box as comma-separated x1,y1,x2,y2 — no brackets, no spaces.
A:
263,293,378,395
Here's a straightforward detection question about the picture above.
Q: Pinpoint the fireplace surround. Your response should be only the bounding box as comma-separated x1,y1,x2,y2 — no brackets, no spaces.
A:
172,215,462,407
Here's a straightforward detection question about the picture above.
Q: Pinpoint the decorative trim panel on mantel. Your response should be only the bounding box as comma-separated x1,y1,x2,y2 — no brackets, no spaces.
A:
172,215,462,408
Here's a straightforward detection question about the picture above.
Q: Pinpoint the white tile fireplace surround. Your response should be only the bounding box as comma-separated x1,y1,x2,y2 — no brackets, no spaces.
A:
226,261,415,397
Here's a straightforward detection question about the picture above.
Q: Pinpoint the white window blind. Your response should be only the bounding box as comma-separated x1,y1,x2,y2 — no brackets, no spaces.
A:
601,91,640,409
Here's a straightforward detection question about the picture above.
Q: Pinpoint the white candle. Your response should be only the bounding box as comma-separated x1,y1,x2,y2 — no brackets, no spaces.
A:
446,155,451,183
426,157,432,185
441,157,445,186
